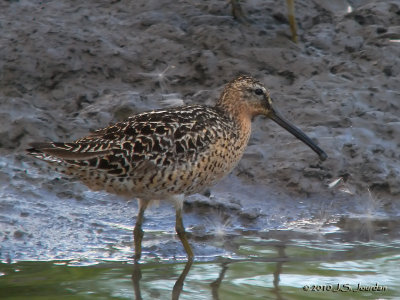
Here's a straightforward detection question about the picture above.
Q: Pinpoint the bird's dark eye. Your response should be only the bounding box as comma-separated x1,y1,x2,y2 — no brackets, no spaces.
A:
254,88,264,95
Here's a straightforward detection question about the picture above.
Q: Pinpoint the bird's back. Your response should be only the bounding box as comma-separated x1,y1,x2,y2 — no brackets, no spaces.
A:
27,105,251,199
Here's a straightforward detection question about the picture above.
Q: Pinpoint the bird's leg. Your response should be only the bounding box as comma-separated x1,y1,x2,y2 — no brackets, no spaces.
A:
286,0,298,43
133,199,148,261
230,0,298,43
230,0,248,23
176,208,194,258
174,195,194,258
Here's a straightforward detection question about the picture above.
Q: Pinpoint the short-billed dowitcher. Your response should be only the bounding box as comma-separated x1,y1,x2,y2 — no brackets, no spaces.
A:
27,75,327,260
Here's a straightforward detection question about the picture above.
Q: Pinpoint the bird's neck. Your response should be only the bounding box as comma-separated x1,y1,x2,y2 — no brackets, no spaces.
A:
215,100,252,143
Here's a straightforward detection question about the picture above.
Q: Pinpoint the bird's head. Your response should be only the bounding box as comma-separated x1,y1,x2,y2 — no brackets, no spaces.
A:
217,75,327,161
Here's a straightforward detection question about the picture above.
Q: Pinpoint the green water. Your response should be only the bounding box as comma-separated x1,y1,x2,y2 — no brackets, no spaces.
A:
1,238,399,300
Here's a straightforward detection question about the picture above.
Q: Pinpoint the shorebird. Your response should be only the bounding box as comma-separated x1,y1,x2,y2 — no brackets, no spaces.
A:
27,75,327,260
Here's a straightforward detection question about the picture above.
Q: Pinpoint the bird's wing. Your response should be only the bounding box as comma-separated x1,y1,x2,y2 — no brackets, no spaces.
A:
27,105,232,177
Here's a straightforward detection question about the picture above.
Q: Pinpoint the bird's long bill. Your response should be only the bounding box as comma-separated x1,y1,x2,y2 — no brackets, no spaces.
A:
268,109,327,161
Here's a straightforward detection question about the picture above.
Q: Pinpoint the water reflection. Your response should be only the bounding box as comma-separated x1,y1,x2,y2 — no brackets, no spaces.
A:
208,244,288,300
210,262,229,300
132,259,194,300
1,238,399,299
272,245,286,300
131,263,143,300
131,245,289,300
172,259,193,300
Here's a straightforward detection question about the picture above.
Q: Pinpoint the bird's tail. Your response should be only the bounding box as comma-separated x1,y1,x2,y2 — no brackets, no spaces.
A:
27,142,111,162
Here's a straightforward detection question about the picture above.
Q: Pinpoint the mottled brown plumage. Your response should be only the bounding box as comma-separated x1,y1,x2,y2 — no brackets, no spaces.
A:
27,75,327,260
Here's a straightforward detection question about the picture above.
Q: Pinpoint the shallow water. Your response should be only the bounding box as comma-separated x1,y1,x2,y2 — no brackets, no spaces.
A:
2,237,399,299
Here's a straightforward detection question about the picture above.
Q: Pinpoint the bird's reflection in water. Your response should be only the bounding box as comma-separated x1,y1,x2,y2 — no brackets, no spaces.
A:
131,262,143,300
131,259,193,300
131,244,287,300
209,245,287,300
172,259,193,300
272,245,287,300
210,262,229,300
